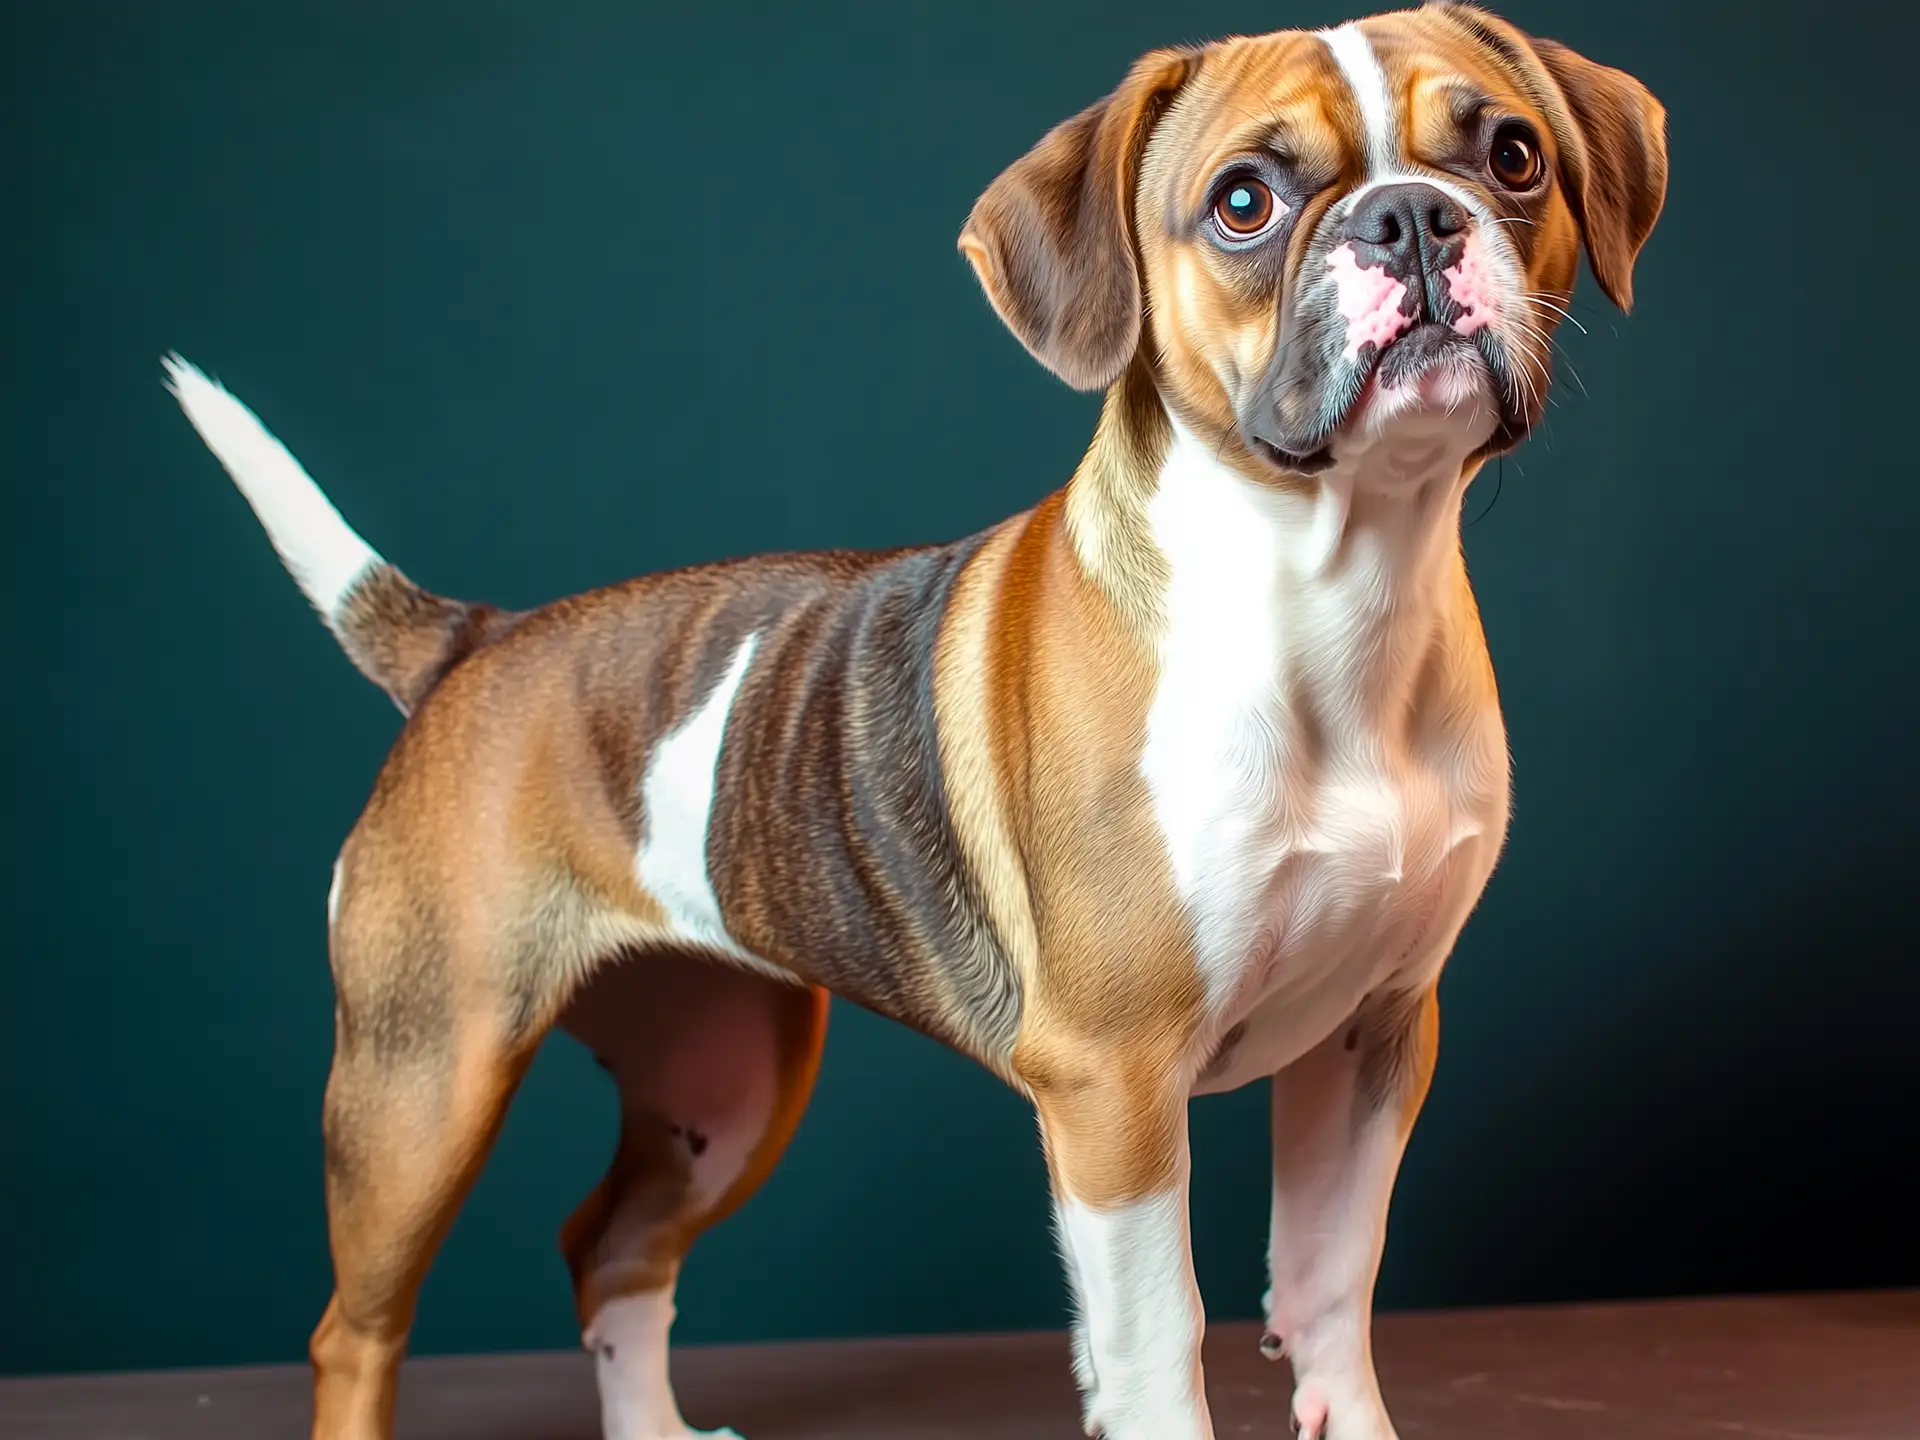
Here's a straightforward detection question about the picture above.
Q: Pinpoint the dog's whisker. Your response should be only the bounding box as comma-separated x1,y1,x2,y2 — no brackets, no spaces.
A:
1506,325,1552,418
1519,293,1588,336
1521,315,1591,402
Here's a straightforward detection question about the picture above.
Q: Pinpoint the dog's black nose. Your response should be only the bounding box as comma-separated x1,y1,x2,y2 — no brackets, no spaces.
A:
1345,182,1467,259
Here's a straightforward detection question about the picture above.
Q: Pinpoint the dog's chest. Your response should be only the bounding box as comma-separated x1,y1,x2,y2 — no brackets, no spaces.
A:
1140,441,1499,1082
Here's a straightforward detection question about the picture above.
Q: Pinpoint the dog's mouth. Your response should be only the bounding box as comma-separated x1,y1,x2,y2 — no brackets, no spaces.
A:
1245,290,1542,478
1370,322,1483,392
1337,324,1503,434
1250,327,1497,474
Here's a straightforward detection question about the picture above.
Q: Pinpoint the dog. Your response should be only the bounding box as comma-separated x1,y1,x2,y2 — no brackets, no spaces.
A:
164,5,1665,1437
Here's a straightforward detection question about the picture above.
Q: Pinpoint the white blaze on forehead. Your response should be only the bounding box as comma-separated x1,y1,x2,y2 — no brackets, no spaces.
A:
1316,23,1398,176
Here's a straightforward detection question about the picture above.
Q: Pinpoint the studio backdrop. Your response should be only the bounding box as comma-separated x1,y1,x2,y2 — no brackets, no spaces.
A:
4,0,1916,1378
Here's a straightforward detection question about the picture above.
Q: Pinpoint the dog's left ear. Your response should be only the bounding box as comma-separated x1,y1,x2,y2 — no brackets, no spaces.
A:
1432,5,1668,312
1529,36,1669,312
959,48,1200,391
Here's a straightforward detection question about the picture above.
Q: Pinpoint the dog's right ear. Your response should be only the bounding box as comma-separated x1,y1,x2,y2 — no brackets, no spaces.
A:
1426,3,1668,313
959,48,1200,392
1525,32,1668,313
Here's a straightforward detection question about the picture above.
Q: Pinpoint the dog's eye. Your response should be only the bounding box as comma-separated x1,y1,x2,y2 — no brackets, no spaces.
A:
1212,179,1279,239
1488,123,1543,189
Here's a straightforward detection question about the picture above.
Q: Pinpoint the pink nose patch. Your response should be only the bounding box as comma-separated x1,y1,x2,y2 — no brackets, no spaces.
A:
1441,232,1498,336
1327,244,1411,362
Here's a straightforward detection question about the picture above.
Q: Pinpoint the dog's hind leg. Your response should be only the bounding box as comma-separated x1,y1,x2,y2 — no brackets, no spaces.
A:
306,831,572,1440
558,951,828,1440
309,1026,533,1440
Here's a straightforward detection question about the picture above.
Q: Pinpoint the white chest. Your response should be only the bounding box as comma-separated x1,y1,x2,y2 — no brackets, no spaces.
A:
1138,428,1506,1088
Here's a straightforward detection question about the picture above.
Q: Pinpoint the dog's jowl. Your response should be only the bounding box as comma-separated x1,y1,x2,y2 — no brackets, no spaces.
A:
166,5,1665,1438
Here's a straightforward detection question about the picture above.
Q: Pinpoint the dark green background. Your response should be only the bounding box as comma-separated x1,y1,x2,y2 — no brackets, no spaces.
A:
5,0,1917,1380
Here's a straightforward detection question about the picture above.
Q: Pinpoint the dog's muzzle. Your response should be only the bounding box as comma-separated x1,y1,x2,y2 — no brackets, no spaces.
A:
1244,180,1507,471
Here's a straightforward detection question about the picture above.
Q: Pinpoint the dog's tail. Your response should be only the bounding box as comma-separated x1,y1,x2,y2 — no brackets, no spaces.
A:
162,353,516,715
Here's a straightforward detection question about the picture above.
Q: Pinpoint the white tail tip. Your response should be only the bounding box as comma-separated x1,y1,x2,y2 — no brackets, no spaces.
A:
163,352,381,622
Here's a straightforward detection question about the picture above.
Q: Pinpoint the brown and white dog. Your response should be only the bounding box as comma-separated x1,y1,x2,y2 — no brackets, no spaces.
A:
164,5,1665,1437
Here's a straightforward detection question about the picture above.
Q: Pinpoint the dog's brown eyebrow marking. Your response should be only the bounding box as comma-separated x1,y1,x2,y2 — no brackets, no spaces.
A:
1176,108,1341,226
1220,117,1305,161
1445,82,1495,129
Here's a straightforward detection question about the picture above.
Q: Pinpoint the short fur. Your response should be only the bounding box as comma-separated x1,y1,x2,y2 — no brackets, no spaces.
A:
166,7,1665,1439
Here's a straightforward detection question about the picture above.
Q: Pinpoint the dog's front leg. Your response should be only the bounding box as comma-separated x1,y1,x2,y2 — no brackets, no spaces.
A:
1025,1049,1212,1440
1262,985,1439,1440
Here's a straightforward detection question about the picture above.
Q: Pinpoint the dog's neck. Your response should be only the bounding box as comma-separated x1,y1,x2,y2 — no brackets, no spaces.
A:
1064,362,1484,735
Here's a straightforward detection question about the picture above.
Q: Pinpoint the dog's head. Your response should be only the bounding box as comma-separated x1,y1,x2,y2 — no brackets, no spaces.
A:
960,3,1667,478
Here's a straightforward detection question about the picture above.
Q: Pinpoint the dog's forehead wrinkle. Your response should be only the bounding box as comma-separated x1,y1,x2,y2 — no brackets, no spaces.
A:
1169,32,1354,162
1444,80,1493,124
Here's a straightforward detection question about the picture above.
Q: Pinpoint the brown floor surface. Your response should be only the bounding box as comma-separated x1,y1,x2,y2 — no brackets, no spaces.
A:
3,1291,1916,1438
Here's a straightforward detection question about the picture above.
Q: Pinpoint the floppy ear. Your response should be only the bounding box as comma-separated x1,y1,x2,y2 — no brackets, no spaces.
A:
1528,36,1669,312
1428,4,1668,312
958,48,1200,390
